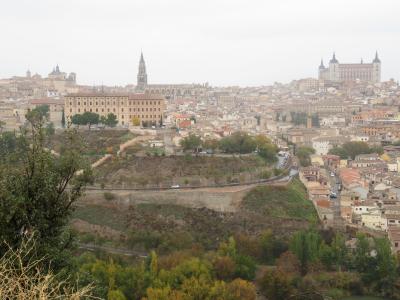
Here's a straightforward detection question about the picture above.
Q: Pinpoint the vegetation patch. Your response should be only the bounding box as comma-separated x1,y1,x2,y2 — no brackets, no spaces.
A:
49,129,136,160
241,178,318,222
72,205,127,232
94,155,271,187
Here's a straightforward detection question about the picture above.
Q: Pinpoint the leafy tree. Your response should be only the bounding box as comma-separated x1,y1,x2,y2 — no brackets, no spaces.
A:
108,289,127,300
225,278,256,300
180,134,202,153
353,233,373,274
330,233,347,271
61,109,65,128
0,116,92,271
254,135,272,148
259,143,278,163
259,269,293,300
0,120,5,133
319,241,335,270
343,141,373,159
45,122,55,136
82,111,100,130
144,287,183,300
319,233,347,271
149,251,158,278
27,105,50,121
219,132,257,154
373,237,398,296
71,114,83,128
328,141,383,160
296,146,315,167
289,229,321,275
219,237,256,280
202,138,219,153
209,279,256,300
0,131,17,158
218,236,237,257
180,276,211,299
105,113,118,127
234,254,256,280
276,251,301,275
213,256,236,280
259,230,275,263
328,146,348,159
132,116,141,126
71,112,99,130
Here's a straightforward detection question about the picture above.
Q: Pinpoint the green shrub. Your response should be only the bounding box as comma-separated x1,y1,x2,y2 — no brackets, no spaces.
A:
259,170,272,179
104,192,116,201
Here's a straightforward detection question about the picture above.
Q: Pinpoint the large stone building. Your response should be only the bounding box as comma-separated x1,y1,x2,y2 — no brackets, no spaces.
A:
319,52,381,83
65,93,165,127
135,53,209,100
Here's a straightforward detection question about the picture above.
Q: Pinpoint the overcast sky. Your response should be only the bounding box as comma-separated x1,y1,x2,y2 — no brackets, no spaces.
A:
1,0,399,86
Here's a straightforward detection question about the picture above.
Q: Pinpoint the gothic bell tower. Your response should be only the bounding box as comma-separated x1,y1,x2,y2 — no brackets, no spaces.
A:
136,52,148,91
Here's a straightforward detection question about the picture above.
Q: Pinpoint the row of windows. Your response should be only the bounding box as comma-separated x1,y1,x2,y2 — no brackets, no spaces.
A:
68,100,162,106
72,97,126,101
70,107,161,113
120,115,160,119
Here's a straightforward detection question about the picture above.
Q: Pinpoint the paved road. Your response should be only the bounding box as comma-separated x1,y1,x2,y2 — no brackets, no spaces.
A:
329,172,342,219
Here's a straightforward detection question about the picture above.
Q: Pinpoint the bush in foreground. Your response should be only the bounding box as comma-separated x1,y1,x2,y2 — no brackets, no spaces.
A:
0,238,92,299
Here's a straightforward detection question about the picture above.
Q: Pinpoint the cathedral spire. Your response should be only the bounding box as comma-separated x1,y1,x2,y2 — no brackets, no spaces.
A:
136,52,148,91
373,51,381,63
319,59,325,69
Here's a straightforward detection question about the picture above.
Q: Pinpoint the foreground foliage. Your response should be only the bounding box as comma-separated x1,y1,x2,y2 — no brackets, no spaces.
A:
0,113,91,271
0,238,92,299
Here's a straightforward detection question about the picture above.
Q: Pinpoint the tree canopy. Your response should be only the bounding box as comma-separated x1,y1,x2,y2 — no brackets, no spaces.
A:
219,132,257,154
71,112,100,129
296,146,315,167
100,113,118,127
0,116,92,271
329,141,383,159
180,134,202,152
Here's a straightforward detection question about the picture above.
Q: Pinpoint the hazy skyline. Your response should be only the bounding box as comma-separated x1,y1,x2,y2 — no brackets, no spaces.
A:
1,0,399,86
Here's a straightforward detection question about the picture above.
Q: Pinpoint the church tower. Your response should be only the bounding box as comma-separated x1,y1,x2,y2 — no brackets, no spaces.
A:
329,52,340,81
318,59,326,80
136,52,148,91
372,51,381,83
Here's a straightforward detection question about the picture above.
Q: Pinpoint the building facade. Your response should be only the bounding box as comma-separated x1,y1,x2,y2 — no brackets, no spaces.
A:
65,93,165,126
135,52,209,100
319,52,381,83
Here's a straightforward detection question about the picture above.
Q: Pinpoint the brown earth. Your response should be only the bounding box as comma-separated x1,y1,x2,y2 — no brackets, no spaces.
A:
49,129,136,162
94,155,272,188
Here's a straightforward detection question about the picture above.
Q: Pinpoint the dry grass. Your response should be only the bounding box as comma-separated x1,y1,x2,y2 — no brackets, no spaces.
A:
0,238,94,300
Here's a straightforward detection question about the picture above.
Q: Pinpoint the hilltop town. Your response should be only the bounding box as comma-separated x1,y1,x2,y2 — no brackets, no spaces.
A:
1,51,400,299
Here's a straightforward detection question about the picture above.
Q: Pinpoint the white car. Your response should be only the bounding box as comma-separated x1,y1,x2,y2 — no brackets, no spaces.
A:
170,184,180,189
330,172,335,177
